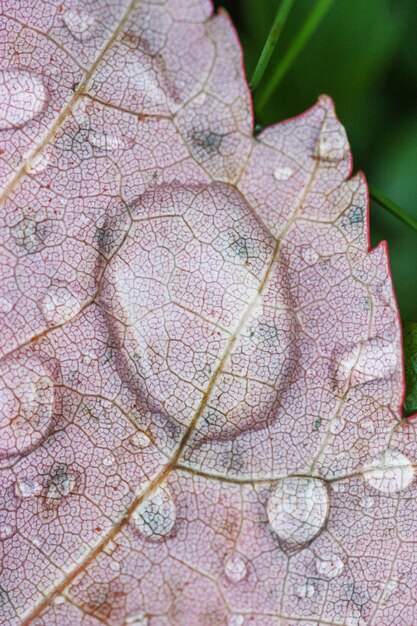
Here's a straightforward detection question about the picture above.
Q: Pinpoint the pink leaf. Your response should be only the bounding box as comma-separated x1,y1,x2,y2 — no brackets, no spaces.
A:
0,1,414,625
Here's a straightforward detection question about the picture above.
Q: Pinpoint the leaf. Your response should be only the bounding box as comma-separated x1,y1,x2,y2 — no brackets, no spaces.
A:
0,1,415,625
403,322,417,417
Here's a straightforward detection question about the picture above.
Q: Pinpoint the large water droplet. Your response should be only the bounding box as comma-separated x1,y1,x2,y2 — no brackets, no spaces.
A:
274,166,293,181
40,285,81,325
63,9,96,41
364,449,414,494
0,70,47,130
335,338,397,390
14,477,42,498
316,554,344,579
224,553,247,583
267,476,329,551
132,486,176,539
0,355,54,459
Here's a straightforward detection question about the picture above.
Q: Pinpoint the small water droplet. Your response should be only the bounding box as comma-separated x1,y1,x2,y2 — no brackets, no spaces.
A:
81,352,97,365
361,495,374,509
0,70,47,130
335,338,397,390
130,432,151,448
329,418,344,435
54,595,66,605
0,297,13,313
63,9,96,41
228,616,245,626
46,464,75,504
40,285,81,325
102,455,114,467
88,131,124,151
126,610,149,626
274,165,293,181
302,247,319,266
224,553,247,583
358,419,375,436
296,580,315,599
194,93,207,106
316,554,344,579
0,355,54,459
14,477,42,498
0,523,14,539
109,560,120,572
364,449,414,494
132,486,176,539
332,482,346,493
382,578,398,603
267,476,329,551
23,149,50,173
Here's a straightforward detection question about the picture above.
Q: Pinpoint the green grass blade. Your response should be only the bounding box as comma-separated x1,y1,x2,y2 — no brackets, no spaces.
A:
255,0,335,112
250,0,295,92
369,186,417,233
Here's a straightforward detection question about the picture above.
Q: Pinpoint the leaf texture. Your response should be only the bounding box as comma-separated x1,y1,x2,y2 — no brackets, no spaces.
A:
0,1,415,625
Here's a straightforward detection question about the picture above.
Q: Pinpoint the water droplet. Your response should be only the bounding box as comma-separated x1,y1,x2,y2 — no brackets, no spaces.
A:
23,149,50,173
0,70,47,130
132,486,176,539
54,595,66,605
0,297,13,314
0,355,54,459
364,449,414,494
109,560,120,572
296,580,315,599
46,464,75,504
40,285,81,325
88,131,124,151
102,455,114,467
382,578,398,603
358,419,375,436
228,616,245,626
274,166,293,181
194,93,207,106
302,247,319,265
0,523,14,539
316,124,348,162
346,617,366,626
316,554,344,579
267,476,329,550
361,495,374,509
329,418,344,435
224,553,247,583
335,338,397,390
126,611,149,626
63,9,96,41
14,477,42,498
130,432,151,448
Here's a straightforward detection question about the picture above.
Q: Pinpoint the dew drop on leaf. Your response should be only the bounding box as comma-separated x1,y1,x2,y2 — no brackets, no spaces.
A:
132,486,176,539
0,523,14,539
0,297,13,314
40,285,81,325
302,247,319,266
224,553,247,583
335,338,397,389
62,9,96,41
14,477,42,499
0,355,54,459
227,616,245,626
267,477,329,550
316,554,344,579
296,580,315,599
273,165,293,181
364,449,414,494
0,70,47,130
130,432,151,449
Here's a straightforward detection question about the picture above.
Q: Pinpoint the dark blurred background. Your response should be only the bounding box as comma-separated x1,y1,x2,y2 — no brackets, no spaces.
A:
214,0,417,321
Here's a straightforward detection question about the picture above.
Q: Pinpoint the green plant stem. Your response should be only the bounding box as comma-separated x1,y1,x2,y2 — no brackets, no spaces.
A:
369,186,417,233
255,0,335,112
250,0,295,92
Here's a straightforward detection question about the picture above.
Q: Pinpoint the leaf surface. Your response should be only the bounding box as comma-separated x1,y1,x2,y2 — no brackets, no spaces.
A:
0,1,415,625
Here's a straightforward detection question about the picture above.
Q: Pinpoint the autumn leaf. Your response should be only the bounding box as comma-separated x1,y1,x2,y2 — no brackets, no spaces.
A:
0,1,415,625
